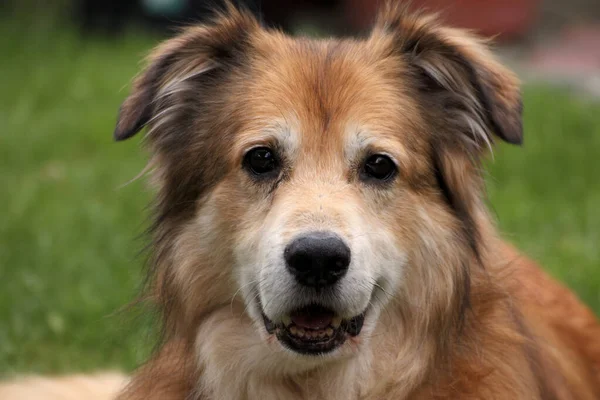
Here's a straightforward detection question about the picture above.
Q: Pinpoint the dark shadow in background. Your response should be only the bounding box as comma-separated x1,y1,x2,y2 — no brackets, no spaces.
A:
72,0,343,36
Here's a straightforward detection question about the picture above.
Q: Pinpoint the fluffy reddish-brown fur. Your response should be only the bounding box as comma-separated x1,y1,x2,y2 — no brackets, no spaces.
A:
107,2,600,399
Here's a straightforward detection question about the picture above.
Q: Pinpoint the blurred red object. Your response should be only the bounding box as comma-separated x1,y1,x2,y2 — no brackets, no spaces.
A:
344,0,541,41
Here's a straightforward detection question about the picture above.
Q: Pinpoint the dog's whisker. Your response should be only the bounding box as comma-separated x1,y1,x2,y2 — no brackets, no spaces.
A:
230,278,261,316
241,290,263,320
357,281,395,326
368,277,396,301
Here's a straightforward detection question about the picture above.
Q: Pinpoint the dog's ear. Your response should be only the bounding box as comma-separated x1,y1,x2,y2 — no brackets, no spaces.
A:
373,4,523,260
373,3,523,148
114,5,259,141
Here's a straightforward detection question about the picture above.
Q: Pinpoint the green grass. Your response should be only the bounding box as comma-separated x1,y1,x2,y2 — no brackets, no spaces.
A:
1,14,599,376
0,16,158,375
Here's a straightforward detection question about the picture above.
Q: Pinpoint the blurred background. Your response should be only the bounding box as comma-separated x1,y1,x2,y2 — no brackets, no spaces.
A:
1,0,599,376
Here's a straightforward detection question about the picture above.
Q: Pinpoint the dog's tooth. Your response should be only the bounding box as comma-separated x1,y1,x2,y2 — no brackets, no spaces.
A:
326,328,334,337
290,326,298,335
297,328,305,337
282,315,292,327
318,331,326,338
331,316,342,329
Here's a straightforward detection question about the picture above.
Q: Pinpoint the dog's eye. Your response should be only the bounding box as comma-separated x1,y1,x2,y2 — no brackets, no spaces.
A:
362,154,397,181
244,147,279,176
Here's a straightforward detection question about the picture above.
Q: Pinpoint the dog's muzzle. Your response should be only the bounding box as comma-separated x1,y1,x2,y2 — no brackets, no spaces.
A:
261,231,366,354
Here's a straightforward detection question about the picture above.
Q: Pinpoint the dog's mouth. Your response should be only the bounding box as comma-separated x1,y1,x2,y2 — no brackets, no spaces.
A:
262,305,365,355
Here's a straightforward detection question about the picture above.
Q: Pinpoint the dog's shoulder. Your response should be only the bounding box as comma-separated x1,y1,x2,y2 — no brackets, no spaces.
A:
503,244,600,398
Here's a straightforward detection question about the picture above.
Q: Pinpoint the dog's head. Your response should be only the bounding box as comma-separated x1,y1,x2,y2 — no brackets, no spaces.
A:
115,4,521,365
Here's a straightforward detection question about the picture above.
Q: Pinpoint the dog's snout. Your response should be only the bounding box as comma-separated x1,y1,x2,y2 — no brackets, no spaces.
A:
284,231,351,288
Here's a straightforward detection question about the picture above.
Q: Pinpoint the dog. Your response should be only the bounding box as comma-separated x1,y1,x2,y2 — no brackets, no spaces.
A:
110,2,600,399
3,2,599,399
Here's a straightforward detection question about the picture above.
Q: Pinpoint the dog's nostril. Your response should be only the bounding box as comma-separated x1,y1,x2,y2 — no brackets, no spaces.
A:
284,231,351,288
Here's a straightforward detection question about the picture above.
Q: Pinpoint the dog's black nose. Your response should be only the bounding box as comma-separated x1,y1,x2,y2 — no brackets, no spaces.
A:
284,231,351,288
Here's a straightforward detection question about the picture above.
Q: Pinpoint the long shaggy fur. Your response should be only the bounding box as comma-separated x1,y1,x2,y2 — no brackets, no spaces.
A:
3,3,598,400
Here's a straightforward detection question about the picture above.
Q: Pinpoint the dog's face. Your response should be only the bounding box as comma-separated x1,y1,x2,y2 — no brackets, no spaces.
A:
231,49,416,356
114,5,522,365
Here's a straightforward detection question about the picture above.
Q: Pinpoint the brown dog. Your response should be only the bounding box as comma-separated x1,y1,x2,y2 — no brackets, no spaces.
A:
110,3,600,399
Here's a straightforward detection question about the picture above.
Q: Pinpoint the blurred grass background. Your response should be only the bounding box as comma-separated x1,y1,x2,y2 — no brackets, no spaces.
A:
1,4,599,376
